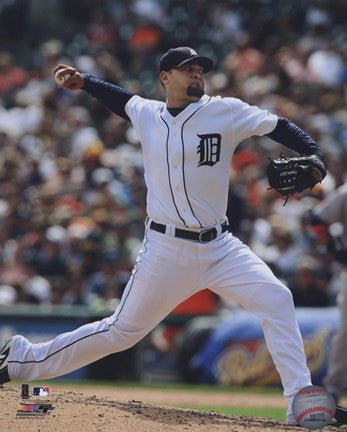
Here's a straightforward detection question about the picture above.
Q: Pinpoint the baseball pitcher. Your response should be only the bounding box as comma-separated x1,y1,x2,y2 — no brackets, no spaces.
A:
0,47,327,426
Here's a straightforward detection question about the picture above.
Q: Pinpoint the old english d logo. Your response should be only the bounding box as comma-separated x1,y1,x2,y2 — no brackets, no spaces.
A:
197,134,221,167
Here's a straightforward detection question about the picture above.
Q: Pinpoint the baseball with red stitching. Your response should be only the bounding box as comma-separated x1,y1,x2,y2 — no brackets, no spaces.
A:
292,385,336,429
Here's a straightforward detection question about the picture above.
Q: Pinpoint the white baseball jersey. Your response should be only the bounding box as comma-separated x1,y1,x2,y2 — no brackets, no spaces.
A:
125,94,278,228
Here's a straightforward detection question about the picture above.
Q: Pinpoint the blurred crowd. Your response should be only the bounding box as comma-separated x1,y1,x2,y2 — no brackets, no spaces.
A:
0,0,346,309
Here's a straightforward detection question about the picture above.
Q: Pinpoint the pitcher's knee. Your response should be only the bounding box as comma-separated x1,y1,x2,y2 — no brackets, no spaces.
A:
274,283,295,308
110,323,147,352
279,284,295,305
261,283,295,317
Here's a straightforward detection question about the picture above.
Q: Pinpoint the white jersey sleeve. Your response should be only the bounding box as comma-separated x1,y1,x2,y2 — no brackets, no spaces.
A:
125,95,145,127
125,95,164,134
224,97,278,145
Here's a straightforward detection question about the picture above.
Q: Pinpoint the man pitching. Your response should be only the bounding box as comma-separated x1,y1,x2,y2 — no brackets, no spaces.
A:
0,47,326,425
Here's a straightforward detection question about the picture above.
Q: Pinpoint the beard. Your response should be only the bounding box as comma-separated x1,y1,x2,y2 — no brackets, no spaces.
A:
186,83,204,98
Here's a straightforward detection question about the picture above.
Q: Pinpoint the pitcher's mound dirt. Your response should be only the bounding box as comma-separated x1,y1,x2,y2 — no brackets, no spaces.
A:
0,385,341,432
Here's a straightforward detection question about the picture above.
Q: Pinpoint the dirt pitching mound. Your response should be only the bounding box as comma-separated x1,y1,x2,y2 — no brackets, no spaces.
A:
0,385,340,432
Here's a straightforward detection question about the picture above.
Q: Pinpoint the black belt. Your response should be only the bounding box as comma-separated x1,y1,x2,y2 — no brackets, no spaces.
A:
150,221,228,243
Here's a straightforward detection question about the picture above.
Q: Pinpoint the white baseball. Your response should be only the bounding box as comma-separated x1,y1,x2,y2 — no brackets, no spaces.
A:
54,72,71,85
292,385,336,430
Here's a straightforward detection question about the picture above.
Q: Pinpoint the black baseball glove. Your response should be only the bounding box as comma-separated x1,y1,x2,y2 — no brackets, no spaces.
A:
267,154,327,204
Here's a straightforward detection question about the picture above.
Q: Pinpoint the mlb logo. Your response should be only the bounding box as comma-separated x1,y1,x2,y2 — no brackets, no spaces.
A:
33,387,50,397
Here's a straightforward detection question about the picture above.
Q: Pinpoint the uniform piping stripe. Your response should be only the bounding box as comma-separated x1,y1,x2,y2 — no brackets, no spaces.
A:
160,114,187,226
8,232,150,365
181,97,212,228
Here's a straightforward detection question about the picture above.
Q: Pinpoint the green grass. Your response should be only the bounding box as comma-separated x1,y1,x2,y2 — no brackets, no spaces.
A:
188,405,286,421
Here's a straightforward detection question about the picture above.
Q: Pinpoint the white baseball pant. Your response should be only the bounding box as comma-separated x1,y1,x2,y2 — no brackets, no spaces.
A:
7,224,311,416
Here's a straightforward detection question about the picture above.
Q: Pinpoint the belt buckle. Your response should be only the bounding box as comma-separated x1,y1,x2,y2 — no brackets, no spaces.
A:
198,228,215,243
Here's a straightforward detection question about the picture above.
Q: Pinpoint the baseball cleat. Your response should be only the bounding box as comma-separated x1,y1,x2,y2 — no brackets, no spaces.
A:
0,337,13,385
286,407,299,426
335,405,347,425
286,416,298,426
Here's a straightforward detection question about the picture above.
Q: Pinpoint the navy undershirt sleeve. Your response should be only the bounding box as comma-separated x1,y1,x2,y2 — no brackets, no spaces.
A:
82,74,134,121
266,117,323,158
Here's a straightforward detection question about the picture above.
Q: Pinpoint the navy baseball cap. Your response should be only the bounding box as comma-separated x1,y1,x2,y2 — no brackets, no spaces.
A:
159,47,214,73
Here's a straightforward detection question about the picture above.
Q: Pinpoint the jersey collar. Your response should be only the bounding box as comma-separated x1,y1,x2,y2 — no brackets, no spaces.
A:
162,94,210,125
